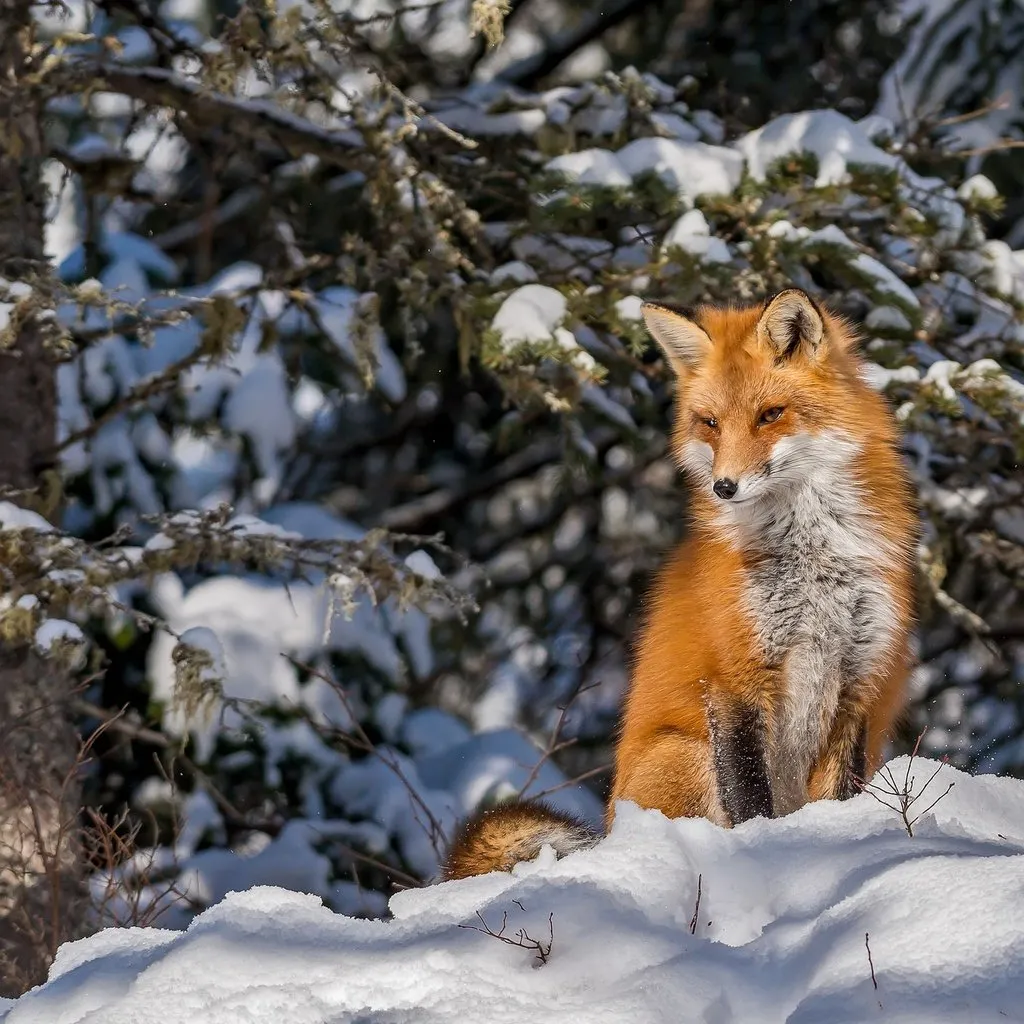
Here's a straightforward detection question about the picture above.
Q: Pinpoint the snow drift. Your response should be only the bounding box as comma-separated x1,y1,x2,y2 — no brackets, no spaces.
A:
4,757,1023,1023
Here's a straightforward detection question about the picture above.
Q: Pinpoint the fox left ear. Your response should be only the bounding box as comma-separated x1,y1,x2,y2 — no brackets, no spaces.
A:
757,289,824,361
640,301,713,376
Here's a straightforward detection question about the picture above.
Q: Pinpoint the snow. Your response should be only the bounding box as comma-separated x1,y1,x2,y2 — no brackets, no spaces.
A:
175,626,226,686
221,355,297,491
34,614,84,638
492,284,569,346
0,276,32,334
34,618,86,649
401,707,472,757
662,209,732,263
19,44,1024,1014
617,138,743,200
142,506,434,760
958,174,999,201
850,256,919,309
543,139,742,203
8,758,1024,1023
545,148,632,188
580,385,637,432
864,306,913,333
61,230,179,284
490,261,538,286
415,728,602,831
510,233,613,276
55,245,417,528
736,111,967,253
738,109,905,187
994,507,1024,546
405,549,442,581
862,362,922,391
67,134,121,163
614,294,643,321
649,111,701,142
980,240,1024,302
491,284,596,374
874,0,1021,167
691,109,726,144
0,502,54,532
148,573,409,756
170,820,339,922
434,102,547,137
312,286,407,403
768,221,919,309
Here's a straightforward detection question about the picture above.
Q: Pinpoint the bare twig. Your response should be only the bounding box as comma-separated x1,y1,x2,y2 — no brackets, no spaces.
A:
689,873,702,936
333,843,424,890
931,95,1011,129
949,140,1024,158
379,432,594,532
920,565,996,645
0,689,181,990
60,63,370,169
77,697,424,893
285,657,449,861
865,931,882,1009
459,906,554,966
84,806,186,929
73,698,286,837
856,730,955,837
516,680,598,799
527,763,611,803
52,338,221,454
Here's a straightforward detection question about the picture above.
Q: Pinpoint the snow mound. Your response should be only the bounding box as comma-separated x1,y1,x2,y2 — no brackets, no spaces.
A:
545,138,743,203
663,209,732,263
491,284,596,373
738,109,908,187
6,758,1024,1023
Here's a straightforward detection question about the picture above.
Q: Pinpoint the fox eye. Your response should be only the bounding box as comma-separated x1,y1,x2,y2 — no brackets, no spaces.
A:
701,415,718,429
758,406,785,426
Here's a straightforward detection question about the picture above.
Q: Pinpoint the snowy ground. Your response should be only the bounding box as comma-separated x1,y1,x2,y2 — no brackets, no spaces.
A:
4,757,1024,1024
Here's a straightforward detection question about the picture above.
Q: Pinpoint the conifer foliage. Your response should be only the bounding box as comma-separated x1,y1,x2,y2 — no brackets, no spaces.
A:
0,0,1021,994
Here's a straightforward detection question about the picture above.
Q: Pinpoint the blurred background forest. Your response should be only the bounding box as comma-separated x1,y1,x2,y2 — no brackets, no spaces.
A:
0,0,1022,996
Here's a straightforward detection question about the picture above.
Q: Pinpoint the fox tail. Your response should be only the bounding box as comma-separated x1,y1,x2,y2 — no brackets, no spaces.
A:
442,800,599,880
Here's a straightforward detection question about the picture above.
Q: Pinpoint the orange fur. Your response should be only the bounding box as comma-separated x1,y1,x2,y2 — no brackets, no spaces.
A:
443,289,918,881
442,802,596,880
610,291,917,826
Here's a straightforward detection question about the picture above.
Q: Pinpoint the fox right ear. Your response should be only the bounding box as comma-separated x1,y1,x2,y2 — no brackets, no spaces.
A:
757,289,824,361
641,302,713,376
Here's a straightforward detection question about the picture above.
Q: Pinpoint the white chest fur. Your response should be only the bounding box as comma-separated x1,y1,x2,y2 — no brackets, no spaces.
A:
727,440,899,813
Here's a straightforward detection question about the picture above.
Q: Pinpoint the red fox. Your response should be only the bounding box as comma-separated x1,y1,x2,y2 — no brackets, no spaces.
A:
443,289,918,881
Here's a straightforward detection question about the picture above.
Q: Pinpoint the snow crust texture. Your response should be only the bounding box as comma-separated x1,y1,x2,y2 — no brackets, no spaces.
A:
6,758,1024,1024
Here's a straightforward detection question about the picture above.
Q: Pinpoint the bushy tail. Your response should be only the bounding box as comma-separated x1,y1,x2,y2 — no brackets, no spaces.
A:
442,800,599,880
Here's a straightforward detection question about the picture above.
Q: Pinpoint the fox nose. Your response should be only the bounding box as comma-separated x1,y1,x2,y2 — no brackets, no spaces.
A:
713,478,738,500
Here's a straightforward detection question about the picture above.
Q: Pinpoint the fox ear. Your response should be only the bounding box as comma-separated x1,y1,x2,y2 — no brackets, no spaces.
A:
641,302,713,375
757,289,824,361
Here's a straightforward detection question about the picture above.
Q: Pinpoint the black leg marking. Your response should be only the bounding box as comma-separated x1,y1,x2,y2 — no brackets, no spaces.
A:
837,719,867,801
708,701,774,825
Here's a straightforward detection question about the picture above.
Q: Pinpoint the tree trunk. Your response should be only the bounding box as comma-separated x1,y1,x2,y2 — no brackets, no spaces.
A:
0,0,86,996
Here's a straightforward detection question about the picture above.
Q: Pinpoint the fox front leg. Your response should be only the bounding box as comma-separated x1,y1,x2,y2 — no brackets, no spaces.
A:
707,698,774,825
808,703,868,802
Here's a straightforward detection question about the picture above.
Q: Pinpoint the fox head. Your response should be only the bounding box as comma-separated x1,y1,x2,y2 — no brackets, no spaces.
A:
642,289,871,513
